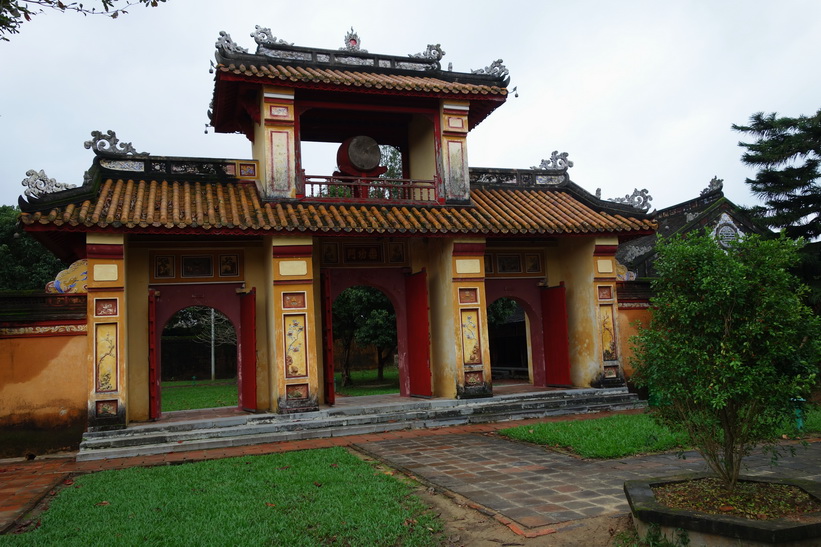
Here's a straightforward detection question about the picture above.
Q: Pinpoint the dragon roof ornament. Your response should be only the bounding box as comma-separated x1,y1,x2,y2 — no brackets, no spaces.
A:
84,130,148,157
532,151,573,171
215,31,248,54
701,176,724,196
607,188,653,212
471,59,509,80
21,169,77,199
410,44,445,62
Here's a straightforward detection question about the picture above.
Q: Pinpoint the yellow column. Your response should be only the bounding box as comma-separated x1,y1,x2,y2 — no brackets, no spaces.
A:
86,233,127,430
270,237,320,412
594,237,621,384
440,100,471,203
451,241,492,398
253,86,297,199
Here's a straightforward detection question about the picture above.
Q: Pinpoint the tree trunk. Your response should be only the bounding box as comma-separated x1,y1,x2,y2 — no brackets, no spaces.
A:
375,345,396,381
341,336,355,387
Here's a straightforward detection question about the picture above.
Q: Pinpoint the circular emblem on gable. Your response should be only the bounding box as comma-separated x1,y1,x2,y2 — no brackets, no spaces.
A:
716,223,739,248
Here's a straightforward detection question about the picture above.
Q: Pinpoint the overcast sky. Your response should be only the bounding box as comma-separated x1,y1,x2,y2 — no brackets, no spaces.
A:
2,0,820,212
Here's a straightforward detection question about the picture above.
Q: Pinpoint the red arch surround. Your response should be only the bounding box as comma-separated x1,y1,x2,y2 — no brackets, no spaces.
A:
149,283,250,418
327,268,412,396
485,279,547,387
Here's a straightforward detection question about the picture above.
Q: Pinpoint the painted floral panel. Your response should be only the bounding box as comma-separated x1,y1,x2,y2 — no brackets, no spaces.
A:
284,314,307,378
460,309,482,365
95,323,117,392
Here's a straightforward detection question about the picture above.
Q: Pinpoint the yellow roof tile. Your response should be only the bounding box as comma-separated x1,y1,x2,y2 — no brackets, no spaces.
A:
20,179,656,237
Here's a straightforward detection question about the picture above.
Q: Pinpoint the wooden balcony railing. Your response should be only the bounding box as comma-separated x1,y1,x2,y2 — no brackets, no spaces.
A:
299,175,439,204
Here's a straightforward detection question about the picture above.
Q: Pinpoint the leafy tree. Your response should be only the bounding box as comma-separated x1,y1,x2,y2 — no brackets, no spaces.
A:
332,287,396,386
1,0,166,41
0,205,64,290
165,306,237,347
379,145,403,179
733,109,821,240
487,297,519,326
734,109,821,310
631,230,820,492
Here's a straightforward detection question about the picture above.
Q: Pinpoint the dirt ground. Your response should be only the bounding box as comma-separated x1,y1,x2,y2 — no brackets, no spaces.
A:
415,485,634,546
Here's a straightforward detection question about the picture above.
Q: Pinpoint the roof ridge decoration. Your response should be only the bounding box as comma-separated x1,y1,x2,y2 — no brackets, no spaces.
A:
214,29,485,78
21,169,77,199
83,130,148,157
410,43,445,62
471,59,509,81
603,188,653,212
216,30,248,54
531,151,574,171
701,176,724,196
341,27,365,52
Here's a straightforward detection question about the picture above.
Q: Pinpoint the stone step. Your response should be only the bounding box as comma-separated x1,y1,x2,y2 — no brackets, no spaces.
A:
77,388,644,461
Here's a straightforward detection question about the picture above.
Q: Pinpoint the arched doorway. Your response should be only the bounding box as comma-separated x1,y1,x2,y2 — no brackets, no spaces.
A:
148,283,256,419
331,286,399,397
160,306,238,412
487,297,531,384
323,267,431,402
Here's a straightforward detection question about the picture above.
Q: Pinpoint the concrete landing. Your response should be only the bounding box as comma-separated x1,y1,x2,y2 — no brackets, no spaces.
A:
78,386,643,461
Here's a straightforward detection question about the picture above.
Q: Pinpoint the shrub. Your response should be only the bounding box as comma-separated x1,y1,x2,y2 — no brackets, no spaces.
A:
631,231,820,491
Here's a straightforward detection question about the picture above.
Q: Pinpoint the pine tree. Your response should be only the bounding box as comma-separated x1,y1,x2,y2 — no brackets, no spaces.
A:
733,109,821,239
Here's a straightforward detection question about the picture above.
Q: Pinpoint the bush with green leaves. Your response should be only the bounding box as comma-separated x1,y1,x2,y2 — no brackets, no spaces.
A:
631,230,820,491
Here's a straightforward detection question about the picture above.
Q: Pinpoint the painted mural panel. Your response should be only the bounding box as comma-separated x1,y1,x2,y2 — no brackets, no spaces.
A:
94,298,118,317
270,130,293,193
96,400,118,417
286,383,309,400
95,323,118,392
282,292,306,309
458,288,479,304
460,308,482,365
284,313,307,378
600,305,617,361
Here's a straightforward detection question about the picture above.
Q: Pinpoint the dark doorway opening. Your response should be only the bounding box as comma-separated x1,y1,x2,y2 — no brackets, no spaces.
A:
488,297,530,382
331,286,399,397
160,306,238,412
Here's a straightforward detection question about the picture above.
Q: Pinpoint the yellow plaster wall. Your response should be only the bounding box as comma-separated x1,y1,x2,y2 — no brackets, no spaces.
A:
243,244,271,411
312,244,325,404
615,306,651,379
271,236,320,410
450,239,491,393
554,237,600,387
255,86,297,199
0,332,88,456
408,114,435,181
263,236,278,410
126,246,150,422
426,238,458,397
0,334,88,428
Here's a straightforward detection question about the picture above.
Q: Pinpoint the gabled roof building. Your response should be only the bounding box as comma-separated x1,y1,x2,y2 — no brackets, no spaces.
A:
12,29,655,432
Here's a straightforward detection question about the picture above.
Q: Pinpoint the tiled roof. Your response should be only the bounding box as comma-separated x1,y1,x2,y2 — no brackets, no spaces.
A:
20,179,655,237
217,63,508,98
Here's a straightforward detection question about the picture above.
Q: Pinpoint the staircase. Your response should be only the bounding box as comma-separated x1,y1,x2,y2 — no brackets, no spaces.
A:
77,387,644,461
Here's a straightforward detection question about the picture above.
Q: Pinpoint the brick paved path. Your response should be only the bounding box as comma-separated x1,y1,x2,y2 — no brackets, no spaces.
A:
358,433,821,530
3,412,820,537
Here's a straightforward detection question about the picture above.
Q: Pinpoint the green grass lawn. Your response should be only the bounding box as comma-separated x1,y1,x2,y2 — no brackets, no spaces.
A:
335,367,401,397
801,403,821,434
0,447,441,546
500,405,821,459
499,413,690,459
161,379,237,412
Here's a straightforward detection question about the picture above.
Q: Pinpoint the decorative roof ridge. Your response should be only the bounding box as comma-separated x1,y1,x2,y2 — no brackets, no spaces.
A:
654,188,725,220
214,28,510,88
